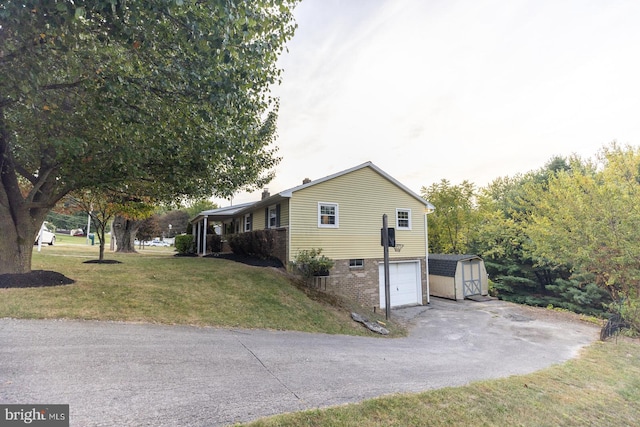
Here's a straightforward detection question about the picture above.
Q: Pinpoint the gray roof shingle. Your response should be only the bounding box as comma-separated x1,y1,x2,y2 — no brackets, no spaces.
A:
428,254,481,277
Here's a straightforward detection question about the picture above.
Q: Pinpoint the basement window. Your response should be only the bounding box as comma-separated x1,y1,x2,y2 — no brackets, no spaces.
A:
349,259,364,268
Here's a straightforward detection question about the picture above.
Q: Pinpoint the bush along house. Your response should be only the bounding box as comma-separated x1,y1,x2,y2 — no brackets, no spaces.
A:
190,162,435,310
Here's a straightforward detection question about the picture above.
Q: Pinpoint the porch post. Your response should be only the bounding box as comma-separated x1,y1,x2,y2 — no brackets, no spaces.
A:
196,221,201,254
202,215,208,256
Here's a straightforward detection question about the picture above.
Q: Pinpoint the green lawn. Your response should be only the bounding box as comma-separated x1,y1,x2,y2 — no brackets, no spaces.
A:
2,240,399,336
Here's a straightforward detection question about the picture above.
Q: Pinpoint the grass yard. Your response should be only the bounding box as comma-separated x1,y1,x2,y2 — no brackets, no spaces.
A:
241,338,640,427
3,239,639,425
1,239,399,336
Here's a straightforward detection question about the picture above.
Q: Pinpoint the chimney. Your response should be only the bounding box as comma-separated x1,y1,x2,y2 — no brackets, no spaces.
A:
302,178,311,185
261,188,270,200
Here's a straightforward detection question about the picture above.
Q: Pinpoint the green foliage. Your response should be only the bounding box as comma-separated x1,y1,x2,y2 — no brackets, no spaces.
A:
175,235,196,255
421,179,479,254
525,143,640,332
157,210,190,237
419,143,639,331
184,200,219,221
137,215,160,243
0,0,298,273
46,211,88,230
545,276,609,316
206,234,223,253
618,298,640,337
228,230,277,259
292,249,335,278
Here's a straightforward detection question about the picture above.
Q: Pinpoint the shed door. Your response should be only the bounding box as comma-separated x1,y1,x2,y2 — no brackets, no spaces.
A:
379,261,421,308
462,260,482,297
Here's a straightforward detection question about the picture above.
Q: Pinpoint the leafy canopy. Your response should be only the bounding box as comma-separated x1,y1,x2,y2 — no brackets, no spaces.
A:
1,0,298,204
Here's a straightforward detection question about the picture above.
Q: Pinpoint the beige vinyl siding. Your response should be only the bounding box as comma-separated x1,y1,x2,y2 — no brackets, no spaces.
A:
243,200,289,231
252,209,266,230
278,201,290,228
289,167,427,261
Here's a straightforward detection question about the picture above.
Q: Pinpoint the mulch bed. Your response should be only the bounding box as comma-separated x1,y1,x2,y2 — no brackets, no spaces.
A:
83,260,123,264
0,270,75,289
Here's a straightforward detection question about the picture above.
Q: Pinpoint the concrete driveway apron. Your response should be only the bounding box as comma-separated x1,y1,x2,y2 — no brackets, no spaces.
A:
0,299,598,426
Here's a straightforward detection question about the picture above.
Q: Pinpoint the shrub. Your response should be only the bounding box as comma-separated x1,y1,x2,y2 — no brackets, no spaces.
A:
228,229,277,259
207,234,222,253
175,234,195,255
616,297,640,337
292,248,334,278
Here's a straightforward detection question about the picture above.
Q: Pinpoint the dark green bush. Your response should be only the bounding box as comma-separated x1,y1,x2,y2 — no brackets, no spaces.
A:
207,234,222,253
175,234,195,255
228,229,276,259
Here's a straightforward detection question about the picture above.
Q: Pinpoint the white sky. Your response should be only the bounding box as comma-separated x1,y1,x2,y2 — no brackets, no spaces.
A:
216,0,640,206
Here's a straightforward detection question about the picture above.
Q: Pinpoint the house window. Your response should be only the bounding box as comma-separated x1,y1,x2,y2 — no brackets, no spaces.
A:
349,259,364,268
244,214,252,232
318,202,339,228
268,205,278,228
396,208,411,230
265,204,280,229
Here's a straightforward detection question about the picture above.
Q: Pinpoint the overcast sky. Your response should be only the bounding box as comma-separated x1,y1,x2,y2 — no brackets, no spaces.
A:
216,0,640,206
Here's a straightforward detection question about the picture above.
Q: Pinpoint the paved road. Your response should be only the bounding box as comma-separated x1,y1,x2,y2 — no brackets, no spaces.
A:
0,299,598,426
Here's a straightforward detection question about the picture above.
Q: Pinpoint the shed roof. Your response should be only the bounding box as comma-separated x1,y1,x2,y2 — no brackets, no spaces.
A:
428,254,482,277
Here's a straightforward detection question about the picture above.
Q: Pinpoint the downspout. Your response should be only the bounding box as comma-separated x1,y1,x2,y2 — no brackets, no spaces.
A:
287,199,291,267
424,207,434,304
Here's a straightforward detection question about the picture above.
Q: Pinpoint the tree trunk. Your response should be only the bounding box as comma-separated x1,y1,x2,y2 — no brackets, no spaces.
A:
0,198,44,275
96,224,106,261
1,108,56,274
112,215,142,253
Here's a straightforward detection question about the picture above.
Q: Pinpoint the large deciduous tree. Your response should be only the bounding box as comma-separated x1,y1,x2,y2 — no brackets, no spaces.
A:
421,179,478,254
0,0,298,274
526,144,640,328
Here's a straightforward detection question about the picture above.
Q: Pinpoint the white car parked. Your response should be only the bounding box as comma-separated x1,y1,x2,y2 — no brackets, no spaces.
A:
148,239,171,247
35,223,56,245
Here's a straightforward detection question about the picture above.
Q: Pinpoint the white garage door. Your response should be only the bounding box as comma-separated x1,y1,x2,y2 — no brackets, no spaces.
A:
379,261,422,308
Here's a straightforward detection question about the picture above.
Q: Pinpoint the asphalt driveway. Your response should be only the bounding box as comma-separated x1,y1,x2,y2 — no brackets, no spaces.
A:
0,298,598,426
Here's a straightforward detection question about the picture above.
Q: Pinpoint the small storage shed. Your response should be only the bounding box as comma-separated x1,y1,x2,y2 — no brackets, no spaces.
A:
428,254,488,301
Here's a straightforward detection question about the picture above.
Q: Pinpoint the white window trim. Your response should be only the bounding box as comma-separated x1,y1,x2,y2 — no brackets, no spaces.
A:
244,214,252,232
349,259,364,268
318,202,339,228
396,208,412,230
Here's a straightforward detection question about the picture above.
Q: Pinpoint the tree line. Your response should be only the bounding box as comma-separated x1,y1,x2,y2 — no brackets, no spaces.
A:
423,142,640,334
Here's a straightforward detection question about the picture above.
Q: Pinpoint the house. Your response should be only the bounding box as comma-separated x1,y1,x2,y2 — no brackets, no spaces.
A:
190,162,435,309
428,254,489,301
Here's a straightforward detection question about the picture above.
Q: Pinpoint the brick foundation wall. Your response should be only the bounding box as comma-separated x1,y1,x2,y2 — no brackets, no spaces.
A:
313,257,427,311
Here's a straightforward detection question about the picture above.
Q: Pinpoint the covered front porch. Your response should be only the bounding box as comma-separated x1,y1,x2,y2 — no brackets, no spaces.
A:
190,202,253,256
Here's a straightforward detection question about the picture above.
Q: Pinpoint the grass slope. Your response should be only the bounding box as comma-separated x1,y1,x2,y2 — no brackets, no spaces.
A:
0,243,388,335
